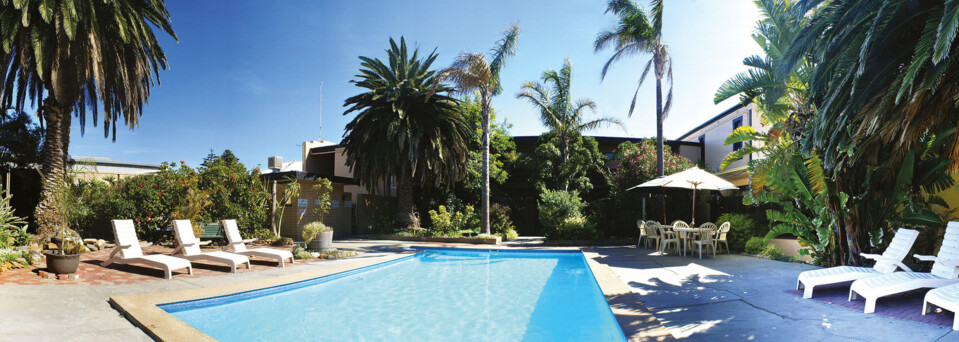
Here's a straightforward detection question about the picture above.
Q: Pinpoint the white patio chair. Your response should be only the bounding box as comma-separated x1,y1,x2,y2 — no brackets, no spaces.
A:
172,220,252,273
637,219,648,248
221,219,294,267
645,220,661,250
797,228,919,299
693,226,717,259
849,223,959,313
656,224,680,255
715,222,731,253
102,220,192,279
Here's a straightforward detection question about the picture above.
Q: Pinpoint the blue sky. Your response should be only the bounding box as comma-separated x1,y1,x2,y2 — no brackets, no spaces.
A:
64,0,762,168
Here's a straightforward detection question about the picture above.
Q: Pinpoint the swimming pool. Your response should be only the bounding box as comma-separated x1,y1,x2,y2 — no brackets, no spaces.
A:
160,247,626,341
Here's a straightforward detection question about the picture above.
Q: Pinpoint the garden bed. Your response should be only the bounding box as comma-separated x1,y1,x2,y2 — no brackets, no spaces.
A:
373,235,501,245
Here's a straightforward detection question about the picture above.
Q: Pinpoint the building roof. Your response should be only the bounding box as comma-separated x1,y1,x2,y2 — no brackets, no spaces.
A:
70,156,161,170
260,160,302,174
511,135,702,147
675,103,747,141
309,144,342,154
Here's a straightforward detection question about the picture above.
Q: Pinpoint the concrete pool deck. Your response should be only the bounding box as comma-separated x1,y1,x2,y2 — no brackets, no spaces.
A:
591,245,959,341
2,240,954,341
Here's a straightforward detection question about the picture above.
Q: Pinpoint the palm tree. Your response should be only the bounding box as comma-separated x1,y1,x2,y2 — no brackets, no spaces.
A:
342,37,472,229
517,58,622,190
434,23,519,236
594,0,672,177
0,0,176,239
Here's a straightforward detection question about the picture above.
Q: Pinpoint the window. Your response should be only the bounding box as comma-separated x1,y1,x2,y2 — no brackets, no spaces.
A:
732,117,743,151
605,152,615,160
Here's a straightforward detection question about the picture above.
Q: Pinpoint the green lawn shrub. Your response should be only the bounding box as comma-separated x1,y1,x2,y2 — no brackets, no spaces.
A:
744,236,766,254
717,213,761,252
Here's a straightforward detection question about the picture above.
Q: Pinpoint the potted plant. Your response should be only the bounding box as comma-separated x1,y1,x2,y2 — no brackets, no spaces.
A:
302,221,333,252
44,234,85,274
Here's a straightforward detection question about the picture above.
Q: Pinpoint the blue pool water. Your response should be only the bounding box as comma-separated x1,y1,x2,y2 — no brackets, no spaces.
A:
161,248,626,341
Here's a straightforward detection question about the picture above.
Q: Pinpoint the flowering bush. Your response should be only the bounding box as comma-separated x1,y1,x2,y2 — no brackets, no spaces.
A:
609,139,695,191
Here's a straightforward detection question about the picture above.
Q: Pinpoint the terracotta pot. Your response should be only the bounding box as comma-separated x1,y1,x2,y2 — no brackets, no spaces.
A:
44,252,80,274
309,230,334,252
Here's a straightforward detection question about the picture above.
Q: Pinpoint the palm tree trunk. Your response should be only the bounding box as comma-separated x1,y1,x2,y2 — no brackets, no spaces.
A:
34,102,72,241
395,169,415,229
655,77,665,219
61,110,71,180
560,135,569,191
480,94,491,235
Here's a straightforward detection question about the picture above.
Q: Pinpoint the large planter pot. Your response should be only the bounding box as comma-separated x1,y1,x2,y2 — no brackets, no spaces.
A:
309,230,334,252
44,252,80,274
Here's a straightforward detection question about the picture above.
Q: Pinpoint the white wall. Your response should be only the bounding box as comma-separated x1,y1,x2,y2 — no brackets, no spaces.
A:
679,103,764,172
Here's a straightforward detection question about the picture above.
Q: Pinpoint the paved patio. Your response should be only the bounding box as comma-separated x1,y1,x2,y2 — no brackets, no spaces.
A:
591,245,959,341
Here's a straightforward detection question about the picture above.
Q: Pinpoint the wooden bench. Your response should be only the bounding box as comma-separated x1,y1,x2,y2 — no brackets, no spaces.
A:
198,223,224,245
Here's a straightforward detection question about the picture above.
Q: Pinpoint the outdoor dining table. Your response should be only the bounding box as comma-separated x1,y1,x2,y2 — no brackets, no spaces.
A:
671,226,711,256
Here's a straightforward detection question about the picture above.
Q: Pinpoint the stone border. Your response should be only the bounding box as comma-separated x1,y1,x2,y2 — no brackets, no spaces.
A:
110,252,415,341
111,244,669,341
582,248,675,342
372,234,501,245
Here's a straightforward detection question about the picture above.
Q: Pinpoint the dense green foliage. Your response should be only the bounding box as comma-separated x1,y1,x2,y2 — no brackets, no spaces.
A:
490,203,518,240
609,140,695,191
70,151,269,242
342,37,472,228
427,205,479,237
0,190,28,248
537,189,595,240
744,237,766,255
520,133,605,193
716,213,760,253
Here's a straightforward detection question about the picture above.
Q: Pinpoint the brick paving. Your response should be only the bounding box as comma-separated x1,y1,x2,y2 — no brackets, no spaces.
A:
786,284,954,328
0,244,311,285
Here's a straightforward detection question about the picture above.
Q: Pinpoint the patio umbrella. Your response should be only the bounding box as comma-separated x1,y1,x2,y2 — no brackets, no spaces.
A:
628,167,738,225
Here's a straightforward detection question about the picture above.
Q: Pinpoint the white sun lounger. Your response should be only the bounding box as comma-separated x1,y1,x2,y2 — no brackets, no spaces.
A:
102,220,193,279
797,228,919,298
172,220,251,273
923,282,959,330
221,219,294,267
849,223,959,313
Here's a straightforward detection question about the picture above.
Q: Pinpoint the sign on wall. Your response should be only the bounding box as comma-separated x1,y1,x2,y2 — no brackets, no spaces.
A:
297,198,308,207
297,208,306,215
331,200,340,208
345,201,353,208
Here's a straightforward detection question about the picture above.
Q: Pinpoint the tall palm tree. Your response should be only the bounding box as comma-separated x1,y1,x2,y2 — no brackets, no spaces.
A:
595,0,672,177
342,37,472,228
517,58,622,190
434,23,519,236
0,0,176,239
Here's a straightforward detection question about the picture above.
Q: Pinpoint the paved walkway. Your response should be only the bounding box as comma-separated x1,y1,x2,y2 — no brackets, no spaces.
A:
591,246,958,341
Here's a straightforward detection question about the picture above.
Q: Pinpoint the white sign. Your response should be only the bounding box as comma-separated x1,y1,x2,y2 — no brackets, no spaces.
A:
331,200,340,208
297,198,308,207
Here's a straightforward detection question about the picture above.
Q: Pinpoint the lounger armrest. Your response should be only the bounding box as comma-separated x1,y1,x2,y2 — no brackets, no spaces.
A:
242,238,256,243
118,244,134,249
914,254,937,262
227,241,244,245
867,255,914,272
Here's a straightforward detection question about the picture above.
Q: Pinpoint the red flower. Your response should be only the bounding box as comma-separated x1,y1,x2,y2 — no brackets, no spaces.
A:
139,183,144,188
135,219,140,224
155,184,159,188
146,218,151,222
147,213,152,218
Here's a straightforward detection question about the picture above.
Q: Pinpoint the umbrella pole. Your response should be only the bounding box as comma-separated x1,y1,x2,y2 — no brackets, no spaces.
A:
692,185,697,226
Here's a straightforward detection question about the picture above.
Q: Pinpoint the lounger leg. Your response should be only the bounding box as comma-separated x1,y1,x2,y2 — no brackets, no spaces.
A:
954,316,959,331
247,261,252,270
165,266,172,280
804,285,815,299
923,301,929,315
849,289,858,301
187,265,193,275
864,298,877,314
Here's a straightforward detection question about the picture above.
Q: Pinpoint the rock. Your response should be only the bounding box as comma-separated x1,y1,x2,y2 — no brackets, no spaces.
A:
83,238,98,244
310,252,320,258
47,243,58,250
104,243,116,248
16,245,28,251
14,258,28,266
85,244,99,251
97,239,107,248
29,251,43,262
139,241,152,247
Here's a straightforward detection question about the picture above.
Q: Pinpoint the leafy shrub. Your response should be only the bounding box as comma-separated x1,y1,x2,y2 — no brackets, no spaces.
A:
538,189,584,230
760,244,789,261
744,237,766,254
717,213,760,252
552,216,597,240
490,203,518,240
609,139,695,192
0,191,29,248
428,205,478,237
293,246,313,260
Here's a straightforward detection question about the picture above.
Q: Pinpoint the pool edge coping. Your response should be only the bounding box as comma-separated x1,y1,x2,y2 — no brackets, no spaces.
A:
582,248,675,342
110,245,670,342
